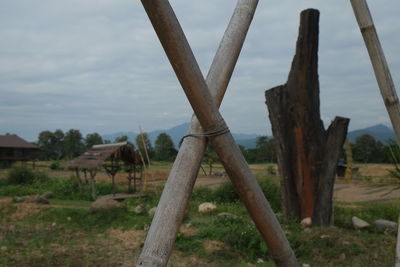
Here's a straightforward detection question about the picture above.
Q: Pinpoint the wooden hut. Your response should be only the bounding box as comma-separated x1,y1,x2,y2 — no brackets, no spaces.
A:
67,142,144,198
0,135,39,168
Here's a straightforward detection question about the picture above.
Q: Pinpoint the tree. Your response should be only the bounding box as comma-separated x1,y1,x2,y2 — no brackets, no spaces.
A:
37,130,64,160
136,132,154,162
154,133,177,161
255,136,276,163
53,129,65,159
203,144,218,175
37,130,56,160
64,129,84,159
352,134,387,163
85,133,103,148
115,135,129,143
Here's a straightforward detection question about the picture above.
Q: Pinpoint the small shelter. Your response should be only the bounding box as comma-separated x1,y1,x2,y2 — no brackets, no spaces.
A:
67,142,144,199
0,135,39,168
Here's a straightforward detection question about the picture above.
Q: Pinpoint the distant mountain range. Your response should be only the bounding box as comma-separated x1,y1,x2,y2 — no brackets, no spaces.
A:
102,122,259,149
347,124,395,143
102,123,396,149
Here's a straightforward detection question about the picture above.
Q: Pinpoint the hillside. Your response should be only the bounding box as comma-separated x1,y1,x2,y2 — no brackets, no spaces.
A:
347,124,395,143
102,123,259,149
102,123,395,148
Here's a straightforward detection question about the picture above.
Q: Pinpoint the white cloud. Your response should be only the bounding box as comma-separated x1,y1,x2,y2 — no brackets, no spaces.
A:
0,0,399,141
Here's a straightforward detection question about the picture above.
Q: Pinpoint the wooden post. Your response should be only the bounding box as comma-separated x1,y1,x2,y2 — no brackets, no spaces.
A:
265,9,349,225
350,0,400,144
139,126,151,167
75,168,83,193
89,169,97,200
344,138,353,183
138,1,298,266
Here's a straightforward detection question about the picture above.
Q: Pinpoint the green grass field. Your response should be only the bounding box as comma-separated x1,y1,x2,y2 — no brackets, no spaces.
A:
0,162,399,266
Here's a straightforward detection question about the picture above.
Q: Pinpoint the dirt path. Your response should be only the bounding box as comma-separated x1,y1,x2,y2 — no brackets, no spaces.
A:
334,181,400,202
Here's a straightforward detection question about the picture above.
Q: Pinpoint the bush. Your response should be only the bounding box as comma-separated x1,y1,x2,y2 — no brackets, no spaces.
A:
191,186,213,203
49,161,63,170
259,179,281,213
6,166,48,185
212,182,239,203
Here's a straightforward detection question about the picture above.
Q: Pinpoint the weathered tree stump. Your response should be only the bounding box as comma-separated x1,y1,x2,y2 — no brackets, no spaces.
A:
265,9,350,226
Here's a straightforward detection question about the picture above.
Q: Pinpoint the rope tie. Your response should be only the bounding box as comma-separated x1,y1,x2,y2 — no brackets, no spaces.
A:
179,126,230,147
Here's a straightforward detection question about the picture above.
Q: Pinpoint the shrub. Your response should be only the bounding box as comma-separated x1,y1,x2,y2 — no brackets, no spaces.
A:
191,186,213,203
259,179,281,213
212,182,239,203
49,161,63,170
6,166,48,185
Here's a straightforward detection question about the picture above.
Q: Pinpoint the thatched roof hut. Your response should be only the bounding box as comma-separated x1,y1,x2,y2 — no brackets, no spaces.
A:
67,142,139,169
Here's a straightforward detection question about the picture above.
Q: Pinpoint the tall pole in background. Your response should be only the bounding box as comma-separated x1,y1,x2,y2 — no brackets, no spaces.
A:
350,0,400,144
139,126,151,166
350,1,400,266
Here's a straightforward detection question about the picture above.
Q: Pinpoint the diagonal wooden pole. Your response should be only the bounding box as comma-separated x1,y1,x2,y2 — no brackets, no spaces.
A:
350,3,400,265
137,1,259,266
350,0,400,144
138,1,298,266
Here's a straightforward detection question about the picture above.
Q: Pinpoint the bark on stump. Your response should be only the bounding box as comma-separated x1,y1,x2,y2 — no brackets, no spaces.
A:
265,9,350,226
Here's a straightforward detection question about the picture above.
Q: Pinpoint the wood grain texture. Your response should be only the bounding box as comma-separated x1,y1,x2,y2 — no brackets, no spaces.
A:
265,9,349,225
138,0,298,266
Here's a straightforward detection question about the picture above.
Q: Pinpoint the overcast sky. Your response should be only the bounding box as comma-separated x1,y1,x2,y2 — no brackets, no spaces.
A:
1,0,399,141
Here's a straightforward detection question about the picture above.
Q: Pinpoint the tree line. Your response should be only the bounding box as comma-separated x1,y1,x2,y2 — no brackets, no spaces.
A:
34,129,395,164
35,129,177,161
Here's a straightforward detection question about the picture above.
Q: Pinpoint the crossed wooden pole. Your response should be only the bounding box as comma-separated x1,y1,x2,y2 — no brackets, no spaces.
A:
136,0,298,266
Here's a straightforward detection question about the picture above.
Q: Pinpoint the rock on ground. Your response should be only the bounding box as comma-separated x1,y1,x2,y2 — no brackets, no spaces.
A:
352,216,370,229
301,217,312,228
35,195,50,205
90,198,125,212
132,204,145,214
41,192,53,199
217,212,238,219
374,219,398,232
198,202,217,214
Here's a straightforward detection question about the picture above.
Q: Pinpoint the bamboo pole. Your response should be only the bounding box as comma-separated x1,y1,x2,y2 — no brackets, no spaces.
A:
351,2,400,265
139,126,151,167
137,1,259,265
350,0,400,144
138,1,298,266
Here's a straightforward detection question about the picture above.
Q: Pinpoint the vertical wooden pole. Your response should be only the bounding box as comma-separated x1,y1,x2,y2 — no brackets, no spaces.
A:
350,0,400,144
89,169,97,200
138,1,298,266
75,168,83,193
344,138,353,183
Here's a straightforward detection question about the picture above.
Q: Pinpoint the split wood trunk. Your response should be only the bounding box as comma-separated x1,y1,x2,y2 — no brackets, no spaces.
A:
265,9,349,226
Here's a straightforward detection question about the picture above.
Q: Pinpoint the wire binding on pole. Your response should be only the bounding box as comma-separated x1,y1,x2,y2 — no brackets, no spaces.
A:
179,126,230,147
